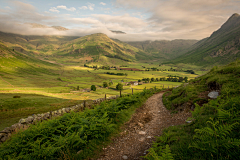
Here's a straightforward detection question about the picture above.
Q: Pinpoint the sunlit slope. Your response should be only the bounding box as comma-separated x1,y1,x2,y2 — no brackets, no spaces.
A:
166,13,240,67
53,33,149,62
0,31,80,55
0,42,59,87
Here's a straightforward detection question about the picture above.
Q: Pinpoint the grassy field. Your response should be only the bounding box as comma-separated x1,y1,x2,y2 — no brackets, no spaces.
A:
0,42,202,130
0,63,198,130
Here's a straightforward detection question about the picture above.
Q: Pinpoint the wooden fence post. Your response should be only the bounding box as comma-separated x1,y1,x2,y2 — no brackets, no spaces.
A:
168,86,169,89
84,100,86,108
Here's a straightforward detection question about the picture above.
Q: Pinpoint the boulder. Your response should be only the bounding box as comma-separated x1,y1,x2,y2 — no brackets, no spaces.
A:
26,116,34,123
208,91,219,99
19,118,26,124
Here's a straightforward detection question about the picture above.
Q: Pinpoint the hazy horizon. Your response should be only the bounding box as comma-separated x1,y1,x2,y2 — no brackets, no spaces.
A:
0,0,239,41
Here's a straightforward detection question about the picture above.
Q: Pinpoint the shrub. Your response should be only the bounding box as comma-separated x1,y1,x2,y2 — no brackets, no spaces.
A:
116,83,123,90
103,82,108,88
91,85,96,91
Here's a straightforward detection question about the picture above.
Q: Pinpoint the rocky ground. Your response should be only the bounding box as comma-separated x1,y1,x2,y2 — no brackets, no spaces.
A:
96,91,192,160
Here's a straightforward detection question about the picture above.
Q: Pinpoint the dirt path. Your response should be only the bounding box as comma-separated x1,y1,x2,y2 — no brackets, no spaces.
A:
96,91,191,160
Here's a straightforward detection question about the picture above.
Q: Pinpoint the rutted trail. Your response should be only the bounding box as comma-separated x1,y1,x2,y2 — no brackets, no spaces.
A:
96,91,191,160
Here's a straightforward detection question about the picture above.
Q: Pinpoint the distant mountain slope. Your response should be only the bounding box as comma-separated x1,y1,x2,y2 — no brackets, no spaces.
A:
54,33,149,62
0,31,80,55
125,39,198,60
0,42,58,77
167,13,240,67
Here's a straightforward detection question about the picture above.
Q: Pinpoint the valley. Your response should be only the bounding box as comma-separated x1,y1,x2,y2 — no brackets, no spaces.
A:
0,2,240,158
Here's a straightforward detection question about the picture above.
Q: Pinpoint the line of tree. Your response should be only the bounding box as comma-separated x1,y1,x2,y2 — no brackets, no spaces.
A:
140,76,188,83
105,72,127,76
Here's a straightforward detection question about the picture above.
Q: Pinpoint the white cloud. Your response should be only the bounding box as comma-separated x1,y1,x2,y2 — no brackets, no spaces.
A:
49,7,60,13
79,6,88,10
5,6,11,9
88,3,95,11
56,5,76,12
100,2,106,6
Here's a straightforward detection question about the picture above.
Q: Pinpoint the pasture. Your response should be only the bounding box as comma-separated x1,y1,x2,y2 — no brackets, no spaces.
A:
0,62,202,130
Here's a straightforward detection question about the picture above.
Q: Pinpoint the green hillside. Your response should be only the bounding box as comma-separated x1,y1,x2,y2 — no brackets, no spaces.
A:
0,31,80,56
52,33,149,63
165,13,240,67
125,39,198,61
145,59,240,159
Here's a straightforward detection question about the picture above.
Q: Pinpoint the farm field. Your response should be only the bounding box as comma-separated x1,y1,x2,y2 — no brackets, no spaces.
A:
0,61,202,130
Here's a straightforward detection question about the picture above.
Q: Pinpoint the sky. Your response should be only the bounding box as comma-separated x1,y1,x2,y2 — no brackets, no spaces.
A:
0,0,239,41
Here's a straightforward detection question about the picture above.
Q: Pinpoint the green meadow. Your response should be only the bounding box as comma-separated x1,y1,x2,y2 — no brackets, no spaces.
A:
0,59,199,130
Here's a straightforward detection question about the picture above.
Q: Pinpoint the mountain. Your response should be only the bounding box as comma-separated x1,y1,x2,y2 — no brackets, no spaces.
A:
126,39,198,61
53,33,149,63
0,31,149,65
0,31,80,55
0,41,58,78
166,13,240,67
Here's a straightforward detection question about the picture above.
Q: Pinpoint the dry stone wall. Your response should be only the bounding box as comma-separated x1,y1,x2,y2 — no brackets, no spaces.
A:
0,95,119,144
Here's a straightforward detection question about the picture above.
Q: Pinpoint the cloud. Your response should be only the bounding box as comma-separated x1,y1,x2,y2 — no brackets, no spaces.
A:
93,14,147,29
56,5,76,12
78,3,95,11
79,6,88,10
49,7,59,13
100,2,106,6
88,3,95,11
114,0,240,40
5,6,11,9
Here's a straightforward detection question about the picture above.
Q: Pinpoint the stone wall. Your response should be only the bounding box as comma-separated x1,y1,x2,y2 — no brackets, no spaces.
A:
0,95,119,144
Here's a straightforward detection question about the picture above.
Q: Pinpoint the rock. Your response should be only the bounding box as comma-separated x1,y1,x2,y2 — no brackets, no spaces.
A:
77,150,83,154
147,136,151,139
65,108,70,113
139,131,146,135
139,137,145,142
138,122,144,127
1,135,8,142
208,91,219,99
122,155,128,159
62,108,66,114
19,118,26,124
26,116,34,123
186,120,192,123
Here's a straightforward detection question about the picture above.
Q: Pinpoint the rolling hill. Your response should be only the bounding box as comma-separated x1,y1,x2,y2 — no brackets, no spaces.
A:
126,39,198,61
165,13,240,67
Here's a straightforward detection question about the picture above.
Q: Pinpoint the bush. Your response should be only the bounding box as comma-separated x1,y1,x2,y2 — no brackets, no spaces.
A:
116,83,123,90
91,85,96,91
103,82,108,88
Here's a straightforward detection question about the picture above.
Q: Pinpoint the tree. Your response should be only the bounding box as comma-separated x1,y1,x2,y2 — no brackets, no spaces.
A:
77,86,79,90
91,85,96,91
116,83,123,90
156,78,159,81
103,82,108,88
151,78,155,82
184,77,188,82
138,79,142,82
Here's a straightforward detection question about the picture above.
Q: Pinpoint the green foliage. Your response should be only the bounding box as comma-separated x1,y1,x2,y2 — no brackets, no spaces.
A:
148,59,240,160
91,85,96,91
0,89,156,159
116,83,123,90
103,82,108,88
